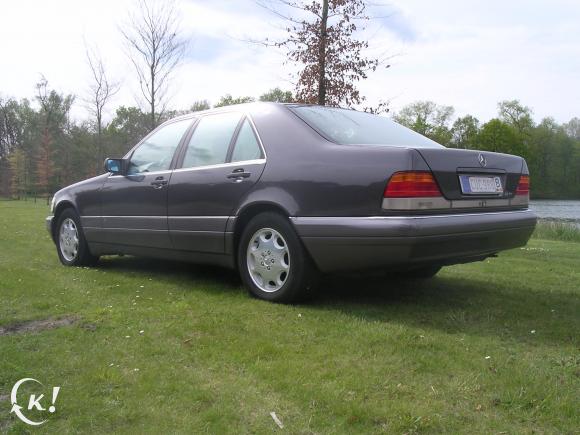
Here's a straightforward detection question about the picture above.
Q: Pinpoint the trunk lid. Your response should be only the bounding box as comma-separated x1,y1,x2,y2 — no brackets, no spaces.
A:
416,148,525,200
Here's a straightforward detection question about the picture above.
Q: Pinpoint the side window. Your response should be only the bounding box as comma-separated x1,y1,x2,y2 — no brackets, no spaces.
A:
231,120,263,162
181,112,242,168
128,119,192,174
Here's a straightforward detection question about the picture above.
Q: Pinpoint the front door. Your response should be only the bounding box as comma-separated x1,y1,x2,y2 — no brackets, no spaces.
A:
168,113,266,253
99,118,193,249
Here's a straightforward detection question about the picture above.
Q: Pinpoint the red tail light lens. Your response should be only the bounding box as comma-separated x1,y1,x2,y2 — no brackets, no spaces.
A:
384,171,443,198
516,175,530,195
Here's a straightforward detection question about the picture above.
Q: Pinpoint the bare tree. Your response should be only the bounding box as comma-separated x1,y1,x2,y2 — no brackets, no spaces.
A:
256,0,390,107
85,44,119,172
120,0,186,129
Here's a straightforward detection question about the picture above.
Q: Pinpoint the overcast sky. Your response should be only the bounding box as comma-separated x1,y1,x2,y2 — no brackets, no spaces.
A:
1,0,578,124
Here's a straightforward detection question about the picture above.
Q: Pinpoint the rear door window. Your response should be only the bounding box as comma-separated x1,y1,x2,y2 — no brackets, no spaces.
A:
181,112,242,168
231,120,263,162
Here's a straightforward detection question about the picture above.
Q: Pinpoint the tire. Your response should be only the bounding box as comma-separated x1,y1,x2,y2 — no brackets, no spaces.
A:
237,212,319,303
55,208,99,267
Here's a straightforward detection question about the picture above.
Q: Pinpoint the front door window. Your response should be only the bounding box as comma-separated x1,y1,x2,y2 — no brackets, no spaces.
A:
128,119,192,174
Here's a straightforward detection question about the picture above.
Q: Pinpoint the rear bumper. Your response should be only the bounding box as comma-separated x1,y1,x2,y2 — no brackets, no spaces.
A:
291,209,537,273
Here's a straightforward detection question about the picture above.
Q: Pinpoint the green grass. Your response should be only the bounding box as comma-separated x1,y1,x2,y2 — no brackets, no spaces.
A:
532,219,580,243
0,201,578,434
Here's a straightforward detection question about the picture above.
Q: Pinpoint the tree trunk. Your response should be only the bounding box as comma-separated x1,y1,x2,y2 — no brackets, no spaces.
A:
96,113,102,175
150,63,156,129
317,0,329,106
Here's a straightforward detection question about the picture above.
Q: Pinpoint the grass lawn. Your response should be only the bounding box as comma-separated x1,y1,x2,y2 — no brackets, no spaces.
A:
0,200,578,434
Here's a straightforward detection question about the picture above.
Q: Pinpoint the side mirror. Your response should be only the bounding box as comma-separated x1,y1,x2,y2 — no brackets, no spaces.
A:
104,158,126,175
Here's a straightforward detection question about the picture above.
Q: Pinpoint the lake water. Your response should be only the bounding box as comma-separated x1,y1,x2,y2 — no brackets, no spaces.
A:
530,200,580,223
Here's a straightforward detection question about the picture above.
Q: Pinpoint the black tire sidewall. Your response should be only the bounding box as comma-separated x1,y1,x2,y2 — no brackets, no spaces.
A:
238,212,314,303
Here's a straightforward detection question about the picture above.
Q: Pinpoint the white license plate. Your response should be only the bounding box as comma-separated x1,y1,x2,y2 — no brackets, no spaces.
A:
459,175,503,194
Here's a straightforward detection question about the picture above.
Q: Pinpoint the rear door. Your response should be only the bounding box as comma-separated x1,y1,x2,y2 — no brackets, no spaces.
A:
168,112,266,253
99,118,193,249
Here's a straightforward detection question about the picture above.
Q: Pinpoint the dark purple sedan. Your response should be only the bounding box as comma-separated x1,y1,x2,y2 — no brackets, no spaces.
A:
46,103,536,302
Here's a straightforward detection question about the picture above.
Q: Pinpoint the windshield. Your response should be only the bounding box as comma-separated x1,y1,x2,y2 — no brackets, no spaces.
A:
290,105,443,148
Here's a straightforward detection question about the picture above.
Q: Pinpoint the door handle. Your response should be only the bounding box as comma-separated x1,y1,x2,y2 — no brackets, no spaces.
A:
227,168,251,182
150,176,168,189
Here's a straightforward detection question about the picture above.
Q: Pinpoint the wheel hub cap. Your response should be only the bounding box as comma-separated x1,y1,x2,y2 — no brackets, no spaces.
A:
59,218,79,262
247,228,290,292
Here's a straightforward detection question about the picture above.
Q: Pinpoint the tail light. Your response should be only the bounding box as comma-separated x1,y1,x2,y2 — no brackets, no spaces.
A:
515,175,529,195
384,171,442,198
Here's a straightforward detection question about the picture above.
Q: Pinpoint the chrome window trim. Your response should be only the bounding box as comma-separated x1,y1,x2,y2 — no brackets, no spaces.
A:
172,159,266,174
108,169,172,178
245,113,267,160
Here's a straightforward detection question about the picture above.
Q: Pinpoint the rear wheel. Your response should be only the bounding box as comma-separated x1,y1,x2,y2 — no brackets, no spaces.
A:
55,209,99,266
238,212,318,303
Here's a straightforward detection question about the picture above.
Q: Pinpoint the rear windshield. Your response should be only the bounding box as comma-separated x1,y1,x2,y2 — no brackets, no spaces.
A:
290,105,443,148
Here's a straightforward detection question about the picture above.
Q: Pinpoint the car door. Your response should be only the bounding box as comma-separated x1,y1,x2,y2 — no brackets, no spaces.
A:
167,112,266,253
99,118,194,249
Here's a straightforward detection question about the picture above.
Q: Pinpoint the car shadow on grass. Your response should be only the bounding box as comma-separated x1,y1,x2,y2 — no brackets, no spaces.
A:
312,273,579,347
96,256,243,293
93,256,578,347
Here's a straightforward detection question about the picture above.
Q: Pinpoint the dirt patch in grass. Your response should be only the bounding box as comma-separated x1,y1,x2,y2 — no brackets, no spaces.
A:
0,316,76,336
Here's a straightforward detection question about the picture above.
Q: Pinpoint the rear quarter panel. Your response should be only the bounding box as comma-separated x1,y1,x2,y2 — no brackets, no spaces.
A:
243,105,428,217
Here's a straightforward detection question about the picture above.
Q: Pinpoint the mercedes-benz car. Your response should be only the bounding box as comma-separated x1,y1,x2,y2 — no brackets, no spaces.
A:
46,103,536,302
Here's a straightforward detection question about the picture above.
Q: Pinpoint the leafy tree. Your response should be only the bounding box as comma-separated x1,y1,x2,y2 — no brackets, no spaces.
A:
259,88,294,103
393,101,454,145
563,117,580,140
474,119,523,156
8,148,27,199
35,78,74,202
214,94,255,108
498,100,534,136
105,106,150,157
261,0,384,107
451,115,480,149
190,100,211,112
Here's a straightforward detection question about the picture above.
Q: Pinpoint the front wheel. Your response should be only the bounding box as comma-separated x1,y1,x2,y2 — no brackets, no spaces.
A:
238,212,318,303
55,209,99,266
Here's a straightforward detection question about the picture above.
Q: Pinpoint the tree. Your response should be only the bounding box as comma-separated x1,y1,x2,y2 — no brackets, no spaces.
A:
450,115,480,149
121,0,186,129
498,100,534,136
105,106,150,157
260,0,384,107
214,94,255,108
190,100,211,112
393,101,454,145
8,148,27,199
85,44,119,173
259,87,294,103
0,97,20,160
474,119,522,156
35,77,74,202
563,117,580,140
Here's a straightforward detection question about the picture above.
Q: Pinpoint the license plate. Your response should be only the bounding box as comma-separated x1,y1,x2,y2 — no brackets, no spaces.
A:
459,175,503,194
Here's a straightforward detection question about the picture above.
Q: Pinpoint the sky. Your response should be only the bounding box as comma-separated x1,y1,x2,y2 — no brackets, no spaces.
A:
0,0,578,124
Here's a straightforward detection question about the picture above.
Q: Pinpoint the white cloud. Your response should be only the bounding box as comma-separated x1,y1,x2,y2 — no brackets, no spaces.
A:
0,0,578,124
